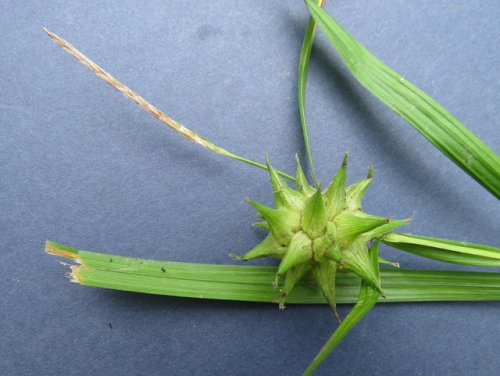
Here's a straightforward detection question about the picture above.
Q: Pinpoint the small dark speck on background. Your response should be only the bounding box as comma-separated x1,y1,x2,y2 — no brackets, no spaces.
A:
197,24,222,41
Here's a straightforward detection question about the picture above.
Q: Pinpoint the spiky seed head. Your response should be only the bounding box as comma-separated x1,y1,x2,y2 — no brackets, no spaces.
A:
235,156,408,318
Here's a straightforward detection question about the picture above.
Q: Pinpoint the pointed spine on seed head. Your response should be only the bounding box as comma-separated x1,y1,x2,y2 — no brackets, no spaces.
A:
367,164,374,179
265,155,284,191
280,262,312,309
277,231,312,276
334,211,389,244
302,188,328,239
325,153,348,219
313,260,341,323
358,218,410,241
232,235,286,261
267,155,305,210
295,154,315,196
245,198,300,245
341,240,383,293
346,165,373,211
342,152,349,167
265,155,286,207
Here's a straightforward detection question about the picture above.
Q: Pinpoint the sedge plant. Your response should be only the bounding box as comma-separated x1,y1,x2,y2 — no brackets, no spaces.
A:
44,2,500,375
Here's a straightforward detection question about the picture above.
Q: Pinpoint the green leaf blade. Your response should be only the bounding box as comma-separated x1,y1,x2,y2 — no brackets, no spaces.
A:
298,0,326,183
382,233,500,267
304,0,500,197
46,241,500,304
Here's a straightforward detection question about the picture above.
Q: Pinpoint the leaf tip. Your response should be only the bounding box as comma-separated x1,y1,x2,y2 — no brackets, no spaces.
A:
45,240,79,260
228,252,244,261
342,152,349,167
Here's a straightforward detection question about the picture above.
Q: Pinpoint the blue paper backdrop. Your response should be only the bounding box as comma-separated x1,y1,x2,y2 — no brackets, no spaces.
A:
1,1,499,375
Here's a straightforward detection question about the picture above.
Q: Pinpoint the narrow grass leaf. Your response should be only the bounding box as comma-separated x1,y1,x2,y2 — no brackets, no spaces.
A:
46,241,500,303
383,233,500,267
304,0,500,197
298,0,325,183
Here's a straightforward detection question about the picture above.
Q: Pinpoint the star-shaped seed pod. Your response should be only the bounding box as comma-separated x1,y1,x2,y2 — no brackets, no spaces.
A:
233,155,409,321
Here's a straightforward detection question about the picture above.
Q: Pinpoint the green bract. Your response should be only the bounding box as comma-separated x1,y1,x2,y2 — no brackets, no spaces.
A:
234,155,408,318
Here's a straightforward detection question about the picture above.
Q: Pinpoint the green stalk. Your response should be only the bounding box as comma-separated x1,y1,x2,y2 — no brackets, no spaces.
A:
43,28,294,182
298,0,325,184
383,233,500,267
46,241,500,304
304,0,500,197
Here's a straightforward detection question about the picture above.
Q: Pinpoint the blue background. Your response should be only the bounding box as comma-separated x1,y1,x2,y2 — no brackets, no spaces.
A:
1,1,499,375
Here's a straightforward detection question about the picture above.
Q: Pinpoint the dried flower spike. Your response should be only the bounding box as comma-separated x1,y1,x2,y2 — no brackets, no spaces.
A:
235,154,409,320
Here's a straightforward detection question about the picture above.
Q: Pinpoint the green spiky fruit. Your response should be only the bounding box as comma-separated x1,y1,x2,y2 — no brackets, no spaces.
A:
233,154,409,320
